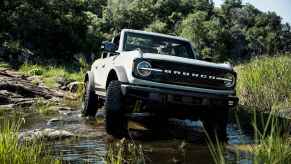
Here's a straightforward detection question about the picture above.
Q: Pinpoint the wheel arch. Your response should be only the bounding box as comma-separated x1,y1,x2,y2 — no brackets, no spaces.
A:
106,66,128,89
85,71,94,83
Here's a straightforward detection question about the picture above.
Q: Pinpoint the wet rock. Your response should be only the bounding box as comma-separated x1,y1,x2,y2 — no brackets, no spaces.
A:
0,90,23,98
56,77,67,87
96,110,105,119
56,106,75,111
26,76,43,86
67,81,84,93
47,114,81,127
58,110,74,116
0,69,65,108
47,118,64,126
13,99,35,108
19,128,75,142
0,94,10,105
0,104,14,110
56,106,76,116
63,93,79,100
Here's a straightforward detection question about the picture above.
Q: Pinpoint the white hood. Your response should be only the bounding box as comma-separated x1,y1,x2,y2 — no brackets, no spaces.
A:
135,52,233,71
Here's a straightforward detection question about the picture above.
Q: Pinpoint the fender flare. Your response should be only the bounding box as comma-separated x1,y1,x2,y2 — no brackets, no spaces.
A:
113,66,129,83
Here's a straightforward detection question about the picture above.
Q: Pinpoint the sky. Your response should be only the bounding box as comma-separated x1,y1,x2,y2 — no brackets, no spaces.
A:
213,0,291,24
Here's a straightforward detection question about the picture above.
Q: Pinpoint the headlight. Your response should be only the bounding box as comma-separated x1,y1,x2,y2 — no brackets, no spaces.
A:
223,73,235,88
136,61,152,77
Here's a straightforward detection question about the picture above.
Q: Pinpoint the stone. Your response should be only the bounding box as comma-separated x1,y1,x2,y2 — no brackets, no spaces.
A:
47,118,64,126
96,110,105,119
67,81,84,93
0,69,64,109
56,77,67,87
19,128,75,142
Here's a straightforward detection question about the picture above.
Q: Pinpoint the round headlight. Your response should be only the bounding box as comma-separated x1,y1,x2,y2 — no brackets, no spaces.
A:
136,61,152,77
224,73,235,87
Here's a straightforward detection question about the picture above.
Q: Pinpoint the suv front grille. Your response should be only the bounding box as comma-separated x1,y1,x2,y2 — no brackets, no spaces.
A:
135,59,235,90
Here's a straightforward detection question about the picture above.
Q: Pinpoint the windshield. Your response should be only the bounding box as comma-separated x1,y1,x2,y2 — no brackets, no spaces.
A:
123,32,195,59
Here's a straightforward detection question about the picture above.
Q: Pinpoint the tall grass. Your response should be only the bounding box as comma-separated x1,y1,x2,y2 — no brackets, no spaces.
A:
0,120,60,164
251,110,291,164
206,109,291,164
206,136,226,164
105,138,145,164
236,55,291,111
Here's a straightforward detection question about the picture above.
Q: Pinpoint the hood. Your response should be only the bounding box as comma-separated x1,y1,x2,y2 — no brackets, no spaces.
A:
138,52,233,71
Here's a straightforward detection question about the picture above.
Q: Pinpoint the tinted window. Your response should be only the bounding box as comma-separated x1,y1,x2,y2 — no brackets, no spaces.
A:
124,32,195,59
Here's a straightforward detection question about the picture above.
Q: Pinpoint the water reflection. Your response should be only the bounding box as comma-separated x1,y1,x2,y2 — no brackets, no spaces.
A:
50,117,254,164
1,107,255,164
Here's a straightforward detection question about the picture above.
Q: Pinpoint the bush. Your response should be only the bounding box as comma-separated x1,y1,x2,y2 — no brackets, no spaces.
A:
236,55,291,111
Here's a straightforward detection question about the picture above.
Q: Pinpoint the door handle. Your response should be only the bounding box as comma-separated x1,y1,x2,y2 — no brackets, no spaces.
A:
101,64,105,68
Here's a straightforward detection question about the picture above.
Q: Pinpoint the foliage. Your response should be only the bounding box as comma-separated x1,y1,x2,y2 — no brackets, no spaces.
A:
0,0,106,62
0,120,60,164
1,0,290,63
236,55,291,111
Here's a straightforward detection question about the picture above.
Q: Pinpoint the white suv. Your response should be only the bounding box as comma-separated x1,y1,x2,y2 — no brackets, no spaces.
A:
81,29,238,140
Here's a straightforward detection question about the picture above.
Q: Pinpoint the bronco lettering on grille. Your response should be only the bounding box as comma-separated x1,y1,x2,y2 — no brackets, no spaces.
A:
162,69,226,81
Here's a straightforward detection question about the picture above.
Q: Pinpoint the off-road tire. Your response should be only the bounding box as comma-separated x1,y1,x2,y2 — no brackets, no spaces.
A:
81,75,98,117
202,108,229,142
105,81,127,138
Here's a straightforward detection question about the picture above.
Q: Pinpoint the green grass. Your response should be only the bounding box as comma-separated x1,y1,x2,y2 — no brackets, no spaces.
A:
0,120,60,164
0,62,11,69
206,109,291,164
31,99,59,115
19,63,84,89
236,55,291,111
105,138,145,164
251,110,291,164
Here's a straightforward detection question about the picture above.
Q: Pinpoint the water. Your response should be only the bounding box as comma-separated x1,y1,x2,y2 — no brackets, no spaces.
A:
1,107,255,164
49,111,254,163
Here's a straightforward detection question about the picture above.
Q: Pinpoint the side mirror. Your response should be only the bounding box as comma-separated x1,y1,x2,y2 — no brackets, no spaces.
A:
101,41,118,53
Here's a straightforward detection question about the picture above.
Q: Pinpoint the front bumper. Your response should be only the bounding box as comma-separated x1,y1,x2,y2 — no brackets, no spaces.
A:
121,84,239,107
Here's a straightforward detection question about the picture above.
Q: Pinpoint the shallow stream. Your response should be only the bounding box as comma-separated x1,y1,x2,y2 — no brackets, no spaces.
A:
0,105,258,164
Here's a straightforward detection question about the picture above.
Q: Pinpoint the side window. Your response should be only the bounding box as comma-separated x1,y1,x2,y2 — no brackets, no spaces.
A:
112,35,120,47
101,52,109,59
108,35,120,57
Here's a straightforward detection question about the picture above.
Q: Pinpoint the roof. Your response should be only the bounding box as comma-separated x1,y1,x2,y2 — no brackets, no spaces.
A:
121,29,189,42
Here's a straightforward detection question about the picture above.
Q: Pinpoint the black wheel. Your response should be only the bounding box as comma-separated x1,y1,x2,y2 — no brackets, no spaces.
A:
81,74,98,117
105,81,127,138
201,108,229,142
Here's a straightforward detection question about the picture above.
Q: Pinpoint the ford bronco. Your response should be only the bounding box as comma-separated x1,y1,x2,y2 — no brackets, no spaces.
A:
81,29,238,140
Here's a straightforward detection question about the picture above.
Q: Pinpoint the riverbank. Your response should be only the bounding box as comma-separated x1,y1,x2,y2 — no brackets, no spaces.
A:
236,55,291,112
